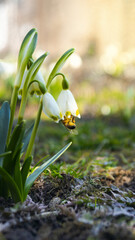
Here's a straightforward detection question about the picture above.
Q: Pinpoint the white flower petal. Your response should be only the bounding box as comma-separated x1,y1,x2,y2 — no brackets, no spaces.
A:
43,92,62,122
57,89,80,118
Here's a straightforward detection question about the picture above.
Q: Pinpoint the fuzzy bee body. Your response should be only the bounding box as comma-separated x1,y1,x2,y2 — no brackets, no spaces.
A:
62,115,76,130
65,122,76,130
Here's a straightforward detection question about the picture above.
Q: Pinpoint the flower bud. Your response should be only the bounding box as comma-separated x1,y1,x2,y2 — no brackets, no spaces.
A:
18,70,46,97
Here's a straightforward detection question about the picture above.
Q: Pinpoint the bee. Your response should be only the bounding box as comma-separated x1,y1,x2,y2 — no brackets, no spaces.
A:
62,115,76,130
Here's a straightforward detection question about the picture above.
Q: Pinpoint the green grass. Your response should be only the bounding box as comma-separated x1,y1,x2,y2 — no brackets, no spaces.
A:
34,112,135,178
1,74,135,178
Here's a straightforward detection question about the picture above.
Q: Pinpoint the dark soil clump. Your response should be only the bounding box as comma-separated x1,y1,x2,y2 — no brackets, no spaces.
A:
29,174,75,205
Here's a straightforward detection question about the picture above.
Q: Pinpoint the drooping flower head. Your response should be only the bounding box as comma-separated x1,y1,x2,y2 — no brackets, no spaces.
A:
57,89,80,129
43,92,63,122
57,89,80,118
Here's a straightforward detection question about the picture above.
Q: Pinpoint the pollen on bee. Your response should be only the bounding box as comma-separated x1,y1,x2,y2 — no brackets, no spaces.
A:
62,115,76,129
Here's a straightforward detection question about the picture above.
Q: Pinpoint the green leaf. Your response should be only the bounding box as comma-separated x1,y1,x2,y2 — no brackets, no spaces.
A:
21,123,34,153
46,48,75,88
21,156,32,187
32,155,49,170
7,121,25,154
14,148,23,196
0,151,12,158
0,101,10,166
18,28,37,70
3,121,25,175
15,29,38,88
24,142,72,199
8,121,25,156
0,167,23,202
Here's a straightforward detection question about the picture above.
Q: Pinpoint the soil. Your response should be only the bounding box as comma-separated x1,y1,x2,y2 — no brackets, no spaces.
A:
0,167,135,240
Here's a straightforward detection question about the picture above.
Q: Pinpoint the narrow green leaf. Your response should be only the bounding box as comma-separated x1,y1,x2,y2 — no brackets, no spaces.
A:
32,155,49,170
46,48,75,88
0,151,12,158
0,101,10,166
14,148,23,196
7,121,25,156
3,121,25,175
21,156,32,187
0,167,23,202
18,28,37,70
21,123,34,153
15,29,38,88
24,142,72,199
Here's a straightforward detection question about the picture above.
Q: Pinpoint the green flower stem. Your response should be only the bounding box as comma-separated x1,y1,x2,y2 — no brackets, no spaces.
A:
7,85,19,145
48,72,69,90
46,48,74,88
7,68,26,144
24,98,43,161
18,89,28,124
18,72,30,124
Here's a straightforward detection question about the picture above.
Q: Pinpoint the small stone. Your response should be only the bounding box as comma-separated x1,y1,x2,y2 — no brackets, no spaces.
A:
49,197,61,209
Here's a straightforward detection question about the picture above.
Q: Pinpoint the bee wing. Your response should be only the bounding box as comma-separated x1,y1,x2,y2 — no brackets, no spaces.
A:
68,129,78,135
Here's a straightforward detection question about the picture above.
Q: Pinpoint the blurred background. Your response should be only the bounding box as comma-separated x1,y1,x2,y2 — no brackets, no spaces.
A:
1,0,135,119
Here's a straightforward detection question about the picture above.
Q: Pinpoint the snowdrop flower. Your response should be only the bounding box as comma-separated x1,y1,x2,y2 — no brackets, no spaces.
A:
57,89,80,118
18,70,46,98
43,92,63,122
57,89,80,129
